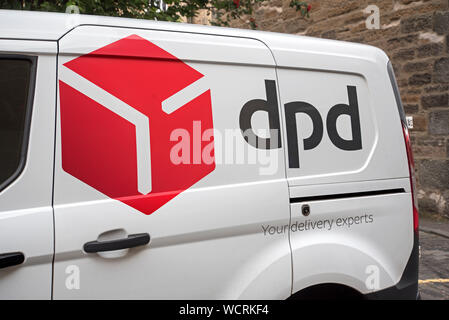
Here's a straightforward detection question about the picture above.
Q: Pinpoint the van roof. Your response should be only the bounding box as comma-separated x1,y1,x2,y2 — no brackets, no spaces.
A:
0,9,386,63
0,9,286,41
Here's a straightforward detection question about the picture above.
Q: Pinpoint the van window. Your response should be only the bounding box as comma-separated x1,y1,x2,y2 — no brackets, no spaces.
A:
0,57,35,191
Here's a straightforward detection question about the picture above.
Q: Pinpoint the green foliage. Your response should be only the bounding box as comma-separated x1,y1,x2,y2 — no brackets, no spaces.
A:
0,0,309,28
289,0,311,18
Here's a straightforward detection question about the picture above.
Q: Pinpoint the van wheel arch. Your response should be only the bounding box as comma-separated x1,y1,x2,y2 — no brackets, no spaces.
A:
288,283,364,300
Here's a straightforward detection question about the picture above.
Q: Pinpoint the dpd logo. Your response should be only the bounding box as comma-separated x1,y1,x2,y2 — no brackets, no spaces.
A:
59,34,215,215
240,80,363,168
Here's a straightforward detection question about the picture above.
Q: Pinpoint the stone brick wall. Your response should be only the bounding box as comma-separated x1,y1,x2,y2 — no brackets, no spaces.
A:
227,0,449,218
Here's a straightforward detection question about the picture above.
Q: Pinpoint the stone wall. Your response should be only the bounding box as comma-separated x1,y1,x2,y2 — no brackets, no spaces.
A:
227,0,449,218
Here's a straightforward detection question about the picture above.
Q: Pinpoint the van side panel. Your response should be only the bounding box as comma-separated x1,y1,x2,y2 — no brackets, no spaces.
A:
267,36,414,295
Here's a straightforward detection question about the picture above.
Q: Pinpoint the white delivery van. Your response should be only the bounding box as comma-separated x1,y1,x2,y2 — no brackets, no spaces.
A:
0,10,419,300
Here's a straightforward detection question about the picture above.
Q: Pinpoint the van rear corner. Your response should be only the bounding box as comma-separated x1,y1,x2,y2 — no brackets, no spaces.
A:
362,55,420,300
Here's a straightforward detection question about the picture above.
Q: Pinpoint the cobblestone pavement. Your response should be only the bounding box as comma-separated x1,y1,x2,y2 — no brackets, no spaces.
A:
419,230,449,300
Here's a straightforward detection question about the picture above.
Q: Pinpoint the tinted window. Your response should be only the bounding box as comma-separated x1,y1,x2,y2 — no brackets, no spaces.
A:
0,58,35,190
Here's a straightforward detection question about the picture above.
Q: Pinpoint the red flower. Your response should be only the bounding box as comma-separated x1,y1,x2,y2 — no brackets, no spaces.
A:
307,4,312,12
233,0,240,8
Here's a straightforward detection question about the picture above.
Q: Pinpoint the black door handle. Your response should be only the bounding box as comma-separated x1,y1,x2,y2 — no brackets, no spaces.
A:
83,233,150,253
0,252,25,269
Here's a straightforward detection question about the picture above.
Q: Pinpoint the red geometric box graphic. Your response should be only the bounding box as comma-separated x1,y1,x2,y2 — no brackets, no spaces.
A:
59,34,215,215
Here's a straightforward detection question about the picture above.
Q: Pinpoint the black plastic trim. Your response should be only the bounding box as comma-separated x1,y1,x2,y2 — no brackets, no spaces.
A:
0,252,25,269
0,54,38,193
290,188,405,203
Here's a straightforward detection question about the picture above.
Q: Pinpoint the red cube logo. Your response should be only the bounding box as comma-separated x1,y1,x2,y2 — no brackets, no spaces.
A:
59,35,215,215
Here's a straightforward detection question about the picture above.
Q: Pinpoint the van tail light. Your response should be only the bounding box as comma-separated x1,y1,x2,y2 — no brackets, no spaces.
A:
401,122,419,233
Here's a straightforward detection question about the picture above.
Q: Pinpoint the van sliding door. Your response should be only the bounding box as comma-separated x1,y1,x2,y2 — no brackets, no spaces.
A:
53,25,291,299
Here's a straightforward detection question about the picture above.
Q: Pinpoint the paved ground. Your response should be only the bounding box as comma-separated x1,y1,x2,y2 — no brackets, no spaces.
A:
419,218,449,300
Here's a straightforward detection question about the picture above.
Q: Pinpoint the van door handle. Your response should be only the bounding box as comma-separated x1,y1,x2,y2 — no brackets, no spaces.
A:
83,233,150,253
0,252,25,269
